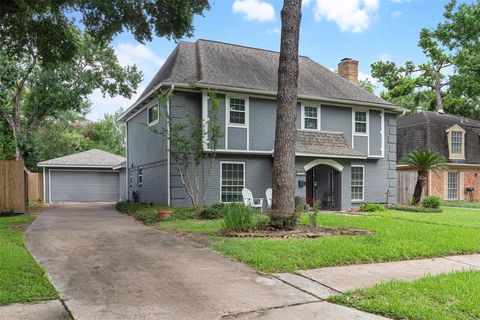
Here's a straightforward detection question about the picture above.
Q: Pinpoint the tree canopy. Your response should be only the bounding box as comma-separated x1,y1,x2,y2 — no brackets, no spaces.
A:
0,0,210,63
371,0,480,118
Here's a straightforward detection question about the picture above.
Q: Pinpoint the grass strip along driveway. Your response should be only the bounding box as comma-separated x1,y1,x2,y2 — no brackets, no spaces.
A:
330,270,480,320
157,208,480,273
0,215,57,305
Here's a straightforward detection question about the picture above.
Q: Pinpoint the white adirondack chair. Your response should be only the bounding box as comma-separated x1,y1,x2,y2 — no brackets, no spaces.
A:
242,188,263,209
265,188,272,209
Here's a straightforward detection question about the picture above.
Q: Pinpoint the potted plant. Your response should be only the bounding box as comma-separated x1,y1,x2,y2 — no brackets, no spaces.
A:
158,208,173,219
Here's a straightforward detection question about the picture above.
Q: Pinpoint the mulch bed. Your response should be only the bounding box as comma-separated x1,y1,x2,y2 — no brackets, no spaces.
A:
220,225,373,239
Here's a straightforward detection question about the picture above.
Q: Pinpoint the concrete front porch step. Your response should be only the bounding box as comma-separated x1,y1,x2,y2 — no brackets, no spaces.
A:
273,273,338,299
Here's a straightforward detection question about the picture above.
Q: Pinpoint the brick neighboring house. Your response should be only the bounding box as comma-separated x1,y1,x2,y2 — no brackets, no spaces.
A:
397,110,480,202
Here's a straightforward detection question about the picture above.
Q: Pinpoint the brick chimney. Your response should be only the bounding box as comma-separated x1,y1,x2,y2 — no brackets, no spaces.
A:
338,58,359,84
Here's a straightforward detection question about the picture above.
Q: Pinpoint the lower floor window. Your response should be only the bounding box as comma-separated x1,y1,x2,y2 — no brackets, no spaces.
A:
221,162,245,202
351,166,364,201
447,171,459,200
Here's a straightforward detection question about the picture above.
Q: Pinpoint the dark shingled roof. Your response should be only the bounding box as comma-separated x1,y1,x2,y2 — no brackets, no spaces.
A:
38,149,126,168
296,131,366,158
120,39,398,120
397,111,480,164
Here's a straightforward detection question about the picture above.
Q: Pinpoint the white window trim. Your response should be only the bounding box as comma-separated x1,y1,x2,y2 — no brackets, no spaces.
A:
352,109,369,136
225,95,250,150
138,167,143,187
446,125,465,160
147,102,160,127
300,103,321,131
220,161,246,203
351,165,365,202
226,95,248,128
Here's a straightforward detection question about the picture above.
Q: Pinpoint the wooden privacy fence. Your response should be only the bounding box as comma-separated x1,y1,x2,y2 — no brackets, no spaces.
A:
27,171,44,202
0,160,27,213
397,169,428,204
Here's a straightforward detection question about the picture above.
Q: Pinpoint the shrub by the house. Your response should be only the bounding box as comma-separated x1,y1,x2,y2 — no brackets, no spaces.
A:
223,203,254,232
200,203,227,219
360,203,385,212
422,196,441,209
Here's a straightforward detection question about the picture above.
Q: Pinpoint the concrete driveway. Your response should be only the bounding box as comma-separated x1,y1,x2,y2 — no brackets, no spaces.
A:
25,203,386,320
25,203,314,319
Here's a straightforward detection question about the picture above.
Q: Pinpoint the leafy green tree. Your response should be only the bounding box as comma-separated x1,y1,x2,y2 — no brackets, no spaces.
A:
0,0,210,63
358,79,375,94
83,110,126,156
150,90,223,208
0,31,141,160
371,0,480,118
401,150,446,205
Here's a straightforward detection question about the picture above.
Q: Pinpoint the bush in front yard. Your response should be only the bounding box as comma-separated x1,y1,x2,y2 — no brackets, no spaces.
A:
134,208,160,224
422,196,442,209
223,203,254,232
115,201,140,214
200,203,227,219
360,203,385,212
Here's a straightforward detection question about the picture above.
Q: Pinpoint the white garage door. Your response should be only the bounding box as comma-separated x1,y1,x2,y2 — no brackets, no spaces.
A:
50,171,119,202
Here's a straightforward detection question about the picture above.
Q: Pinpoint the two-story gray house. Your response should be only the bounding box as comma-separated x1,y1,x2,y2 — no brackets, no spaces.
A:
119,39,403,210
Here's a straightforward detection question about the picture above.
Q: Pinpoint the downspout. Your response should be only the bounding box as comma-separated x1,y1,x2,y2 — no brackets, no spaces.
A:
125,124,129,201
167,84,174,206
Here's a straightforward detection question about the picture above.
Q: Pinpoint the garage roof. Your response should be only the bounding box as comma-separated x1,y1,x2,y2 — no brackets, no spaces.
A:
38,149,126,168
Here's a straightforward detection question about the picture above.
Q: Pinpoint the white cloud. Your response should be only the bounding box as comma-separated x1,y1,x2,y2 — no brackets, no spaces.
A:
86,42,165,121
392,10,402,18
379,52,392,62
390,0,411,3
115,43,165,70
311,0,380,33
267,27,281,35
232,0,275,22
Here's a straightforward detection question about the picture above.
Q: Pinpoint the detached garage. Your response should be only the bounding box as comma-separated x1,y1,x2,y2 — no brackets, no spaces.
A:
38,149,127,203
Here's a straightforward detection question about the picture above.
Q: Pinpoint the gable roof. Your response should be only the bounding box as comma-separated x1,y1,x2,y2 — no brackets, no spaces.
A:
119,39,402,121
37,149,126,168
296,131,366,158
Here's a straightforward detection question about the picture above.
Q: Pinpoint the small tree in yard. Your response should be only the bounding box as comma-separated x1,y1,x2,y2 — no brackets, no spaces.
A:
151,90,223,208
401,150,446,205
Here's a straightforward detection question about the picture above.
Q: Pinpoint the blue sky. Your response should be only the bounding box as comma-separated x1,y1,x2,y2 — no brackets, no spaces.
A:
88,0,462,120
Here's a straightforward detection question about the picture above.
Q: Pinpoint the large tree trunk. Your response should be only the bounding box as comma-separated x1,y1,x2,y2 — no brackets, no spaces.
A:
434,65,444,112
412,169,428,205
270,0,302,230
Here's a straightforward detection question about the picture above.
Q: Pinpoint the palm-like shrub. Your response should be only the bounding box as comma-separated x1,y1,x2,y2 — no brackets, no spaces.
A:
401,150,446,205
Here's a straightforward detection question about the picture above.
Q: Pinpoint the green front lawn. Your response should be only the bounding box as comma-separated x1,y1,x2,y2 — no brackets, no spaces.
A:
330,270,480,320
156,208,480,273
0,215,57,305
443,200,480,209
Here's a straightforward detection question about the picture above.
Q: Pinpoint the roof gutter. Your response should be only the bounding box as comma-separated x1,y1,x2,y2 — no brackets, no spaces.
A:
37,164,118,169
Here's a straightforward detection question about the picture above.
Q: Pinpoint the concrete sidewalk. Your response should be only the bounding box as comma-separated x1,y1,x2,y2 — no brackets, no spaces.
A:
274,254,480,297
0,300,71,320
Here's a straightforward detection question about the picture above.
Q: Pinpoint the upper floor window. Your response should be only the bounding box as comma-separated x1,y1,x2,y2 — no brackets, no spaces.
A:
228,98,246,125
446,125,465,160
302,105,320,130
147,103,159,126
354,111,367,134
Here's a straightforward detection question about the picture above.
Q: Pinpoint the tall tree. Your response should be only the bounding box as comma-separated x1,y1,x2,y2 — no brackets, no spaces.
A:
271,0,302,230
0,0,210,63
0,31,141,160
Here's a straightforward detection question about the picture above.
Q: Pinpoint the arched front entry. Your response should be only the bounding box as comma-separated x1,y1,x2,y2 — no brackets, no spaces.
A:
305,163,342,211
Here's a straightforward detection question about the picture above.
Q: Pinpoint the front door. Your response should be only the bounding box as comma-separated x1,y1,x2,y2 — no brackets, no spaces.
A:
306,165,341,210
